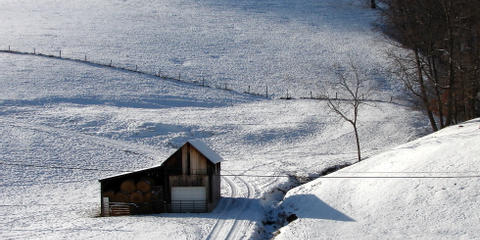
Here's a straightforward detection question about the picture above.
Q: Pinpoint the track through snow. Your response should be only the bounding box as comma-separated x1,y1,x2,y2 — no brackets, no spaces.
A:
205,174,257,240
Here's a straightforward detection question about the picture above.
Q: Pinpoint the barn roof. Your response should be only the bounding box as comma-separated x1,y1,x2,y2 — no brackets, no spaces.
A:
187,139,224,164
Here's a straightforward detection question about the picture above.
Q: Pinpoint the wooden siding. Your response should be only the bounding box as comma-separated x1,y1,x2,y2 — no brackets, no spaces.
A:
190,146,208,174
100,141,221,215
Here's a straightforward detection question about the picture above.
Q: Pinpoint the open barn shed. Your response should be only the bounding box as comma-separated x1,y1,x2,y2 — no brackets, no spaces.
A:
99,140,222,216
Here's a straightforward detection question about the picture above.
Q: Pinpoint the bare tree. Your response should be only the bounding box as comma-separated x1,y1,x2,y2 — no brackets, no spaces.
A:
380,0,480,129
326,62,369,162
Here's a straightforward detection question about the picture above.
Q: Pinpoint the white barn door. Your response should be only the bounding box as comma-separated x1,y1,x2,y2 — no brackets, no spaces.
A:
171,186,206,212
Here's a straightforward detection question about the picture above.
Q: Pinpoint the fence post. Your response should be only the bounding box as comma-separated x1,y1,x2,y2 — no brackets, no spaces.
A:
390,96,393,103
84,54,87,61
8,45,10,51
158,69,161,77
178,73,181,81
109,60,112,67
202,77,205,86
59,50,61,58
135,65,138,71
224,83,227,90
335,92,338,99
33,48,36,54
310,91,313,99
266,85,269,98
248,85,250,94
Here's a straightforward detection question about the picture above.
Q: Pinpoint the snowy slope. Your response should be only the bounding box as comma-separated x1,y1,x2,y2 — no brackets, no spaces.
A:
0,0,433,239
277,119,480,239
0,0,401,98
0,50,428,239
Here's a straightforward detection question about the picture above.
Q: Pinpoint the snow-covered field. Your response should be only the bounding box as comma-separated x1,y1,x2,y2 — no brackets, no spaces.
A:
277,119,480,239
0,53,427,239
0,0,434,239
0,0,401,98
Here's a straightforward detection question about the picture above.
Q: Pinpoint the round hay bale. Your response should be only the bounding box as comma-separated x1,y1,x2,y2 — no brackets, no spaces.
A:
112,192,129,202
102,190,115,200
136,179,153,193
129,191,144,203
120,179,136,193
143,192,152,202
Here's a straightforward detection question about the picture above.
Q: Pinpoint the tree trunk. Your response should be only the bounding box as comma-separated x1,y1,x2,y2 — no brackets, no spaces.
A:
415,49,438,131
445,3,456,126
429,56,445,128
371,0,376,9
353,124,361,162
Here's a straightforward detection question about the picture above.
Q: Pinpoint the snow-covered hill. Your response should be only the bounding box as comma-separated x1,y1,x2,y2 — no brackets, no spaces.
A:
0,0,433,239
0,52,428,239
0,0,401,98
277,119,480,239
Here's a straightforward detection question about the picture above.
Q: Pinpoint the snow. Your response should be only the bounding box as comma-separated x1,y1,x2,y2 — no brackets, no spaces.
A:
188,139,224,164
276,119,480,239
0,0,439,239
0,51,428,239
0,0,402,99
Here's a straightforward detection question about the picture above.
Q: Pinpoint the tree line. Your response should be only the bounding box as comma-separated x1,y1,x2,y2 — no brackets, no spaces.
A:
379,0,480,131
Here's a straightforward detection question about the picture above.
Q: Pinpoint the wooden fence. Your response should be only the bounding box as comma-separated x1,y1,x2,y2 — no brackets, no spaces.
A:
1,45,398,104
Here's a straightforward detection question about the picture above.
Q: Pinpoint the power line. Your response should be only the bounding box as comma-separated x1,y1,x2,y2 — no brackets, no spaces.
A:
222,174,480,179
2,161,480,179
0,161,132,173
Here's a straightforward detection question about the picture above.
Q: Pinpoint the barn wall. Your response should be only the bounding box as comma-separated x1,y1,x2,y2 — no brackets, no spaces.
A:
190,147,208,174
182,145,188,175
169,175,208,187
100,141,222,215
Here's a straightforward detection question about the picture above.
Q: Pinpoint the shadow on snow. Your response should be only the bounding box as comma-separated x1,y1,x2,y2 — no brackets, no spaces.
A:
132,194,354,222
281,194,355,222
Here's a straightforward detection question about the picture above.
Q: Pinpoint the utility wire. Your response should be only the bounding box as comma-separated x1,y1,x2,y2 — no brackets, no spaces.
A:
2,161,480,179
0,161,132,173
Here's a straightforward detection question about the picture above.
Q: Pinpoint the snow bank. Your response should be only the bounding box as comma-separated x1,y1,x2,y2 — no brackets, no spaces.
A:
277,119,480,239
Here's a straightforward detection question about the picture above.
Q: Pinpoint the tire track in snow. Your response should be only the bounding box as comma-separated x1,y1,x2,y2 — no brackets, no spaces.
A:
224,175,256,240
204,176,237,240
205,168,258,240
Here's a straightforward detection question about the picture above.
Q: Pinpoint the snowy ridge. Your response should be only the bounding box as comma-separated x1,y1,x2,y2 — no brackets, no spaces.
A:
277,119,480,239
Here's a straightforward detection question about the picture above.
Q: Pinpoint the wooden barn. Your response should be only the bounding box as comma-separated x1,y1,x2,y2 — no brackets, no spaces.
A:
99,140,222,216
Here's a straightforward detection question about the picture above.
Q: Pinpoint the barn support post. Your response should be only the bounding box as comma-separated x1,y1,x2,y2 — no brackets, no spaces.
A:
102,197,110,217
186,144,191,175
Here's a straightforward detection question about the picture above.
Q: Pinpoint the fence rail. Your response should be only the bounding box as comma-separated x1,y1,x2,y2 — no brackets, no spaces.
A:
0,46,398,104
